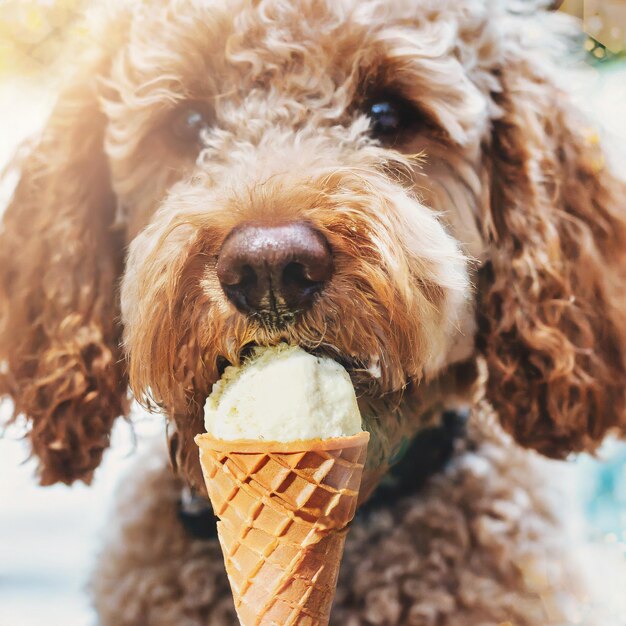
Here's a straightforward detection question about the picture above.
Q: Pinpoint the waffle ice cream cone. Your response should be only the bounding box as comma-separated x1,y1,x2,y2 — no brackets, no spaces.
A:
195,432,369,626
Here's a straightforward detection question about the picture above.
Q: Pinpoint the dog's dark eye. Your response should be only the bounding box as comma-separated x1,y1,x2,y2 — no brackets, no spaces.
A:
366,96,416,142
170,105,211,144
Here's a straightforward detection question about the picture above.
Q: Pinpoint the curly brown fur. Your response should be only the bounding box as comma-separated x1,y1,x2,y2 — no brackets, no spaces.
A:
478,58,626,458
92,445,236,625
0,59,129,485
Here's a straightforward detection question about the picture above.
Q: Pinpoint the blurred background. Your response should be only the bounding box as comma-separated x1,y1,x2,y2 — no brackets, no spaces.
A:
0,1,625,625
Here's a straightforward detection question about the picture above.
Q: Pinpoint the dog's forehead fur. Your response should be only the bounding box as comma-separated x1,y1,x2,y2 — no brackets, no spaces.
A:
104,0,508,256
106,0,499,144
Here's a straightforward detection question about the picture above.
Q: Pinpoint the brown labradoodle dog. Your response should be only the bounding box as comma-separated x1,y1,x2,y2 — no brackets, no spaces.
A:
1,0,626,623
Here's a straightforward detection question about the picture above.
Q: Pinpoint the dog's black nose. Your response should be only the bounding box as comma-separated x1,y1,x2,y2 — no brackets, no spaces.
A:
217,221,333,320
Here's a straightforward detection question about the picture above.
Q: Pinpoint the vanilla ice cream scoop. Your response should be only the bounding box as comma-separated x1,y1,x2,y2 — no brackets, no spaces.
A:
204,344,362,441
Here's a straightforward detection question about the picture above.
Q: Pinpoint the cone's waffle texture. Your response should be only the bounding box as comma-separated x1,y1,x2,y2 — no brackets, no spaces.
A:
195,432,369,626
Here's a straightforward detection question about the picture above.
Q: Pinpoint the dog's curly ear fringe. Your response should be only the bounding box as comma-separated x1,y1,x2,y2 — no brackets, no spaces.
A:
478,58,626,458
0,68,128,485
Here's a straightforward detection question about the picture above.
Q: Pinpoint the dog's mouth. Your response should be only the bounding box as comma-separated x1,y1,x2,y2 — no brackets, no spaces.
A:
211,341,390,399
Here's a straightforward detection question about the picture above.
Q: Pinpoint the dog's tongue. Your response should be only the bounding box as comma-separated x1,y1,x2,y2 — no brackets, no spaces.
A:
203,343,363,441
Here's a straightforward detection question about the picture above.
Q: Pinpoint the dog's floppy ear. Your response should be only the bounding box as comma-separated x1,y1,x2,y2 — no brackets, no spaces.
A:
477,54,626,458
0,60,128,485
